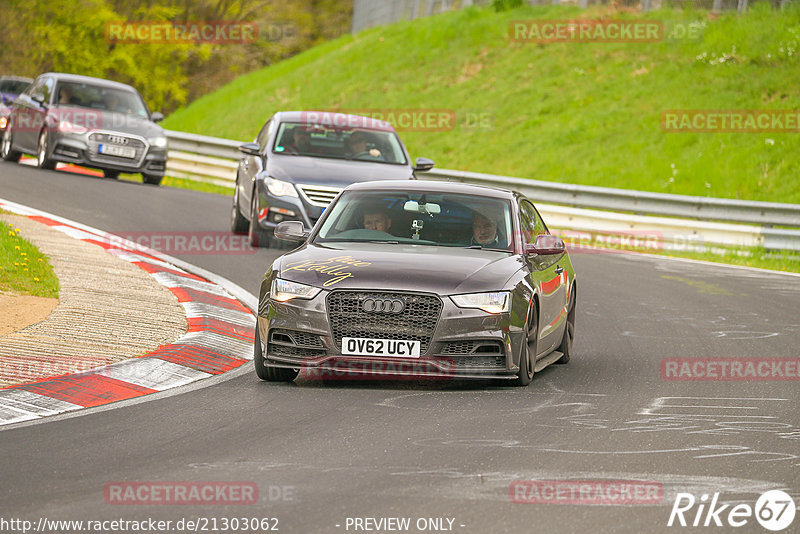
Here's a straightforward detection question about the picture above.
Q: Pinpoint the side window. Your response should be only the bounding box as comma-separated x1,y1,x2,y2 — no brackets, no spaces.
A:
41,78,54,104
520,201,546,244
27,78,45,99
257,120,272,152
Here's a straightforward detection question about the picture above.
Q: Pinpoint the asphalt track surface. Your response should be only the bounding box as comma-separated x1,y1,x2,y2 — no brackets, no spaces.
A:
1,161,799,534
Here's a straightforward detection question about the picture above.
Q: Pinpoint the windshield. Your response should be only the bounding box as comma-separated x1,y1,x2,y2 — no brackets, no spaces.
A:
0,80,30,96
55,82,149,118
315,191,514,251
272,121,408,164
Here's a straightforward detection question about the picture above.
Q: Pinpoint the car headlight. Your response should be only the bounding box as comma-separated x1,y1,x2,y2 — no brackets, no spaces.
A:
57,120,88,134
451,291,511,314
266,177,298,198
270,278,320,302
149,136,167,148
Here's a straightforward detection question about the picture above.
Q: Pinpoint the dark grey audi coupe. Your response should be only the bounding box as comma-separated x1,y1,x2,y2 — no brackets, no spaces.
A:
254,180,577,386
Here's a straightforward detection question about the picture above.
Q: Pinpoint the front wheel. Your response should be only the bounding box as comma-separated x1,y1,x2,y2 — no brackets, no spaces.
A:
142,173,162,185
512,303,537,386
1,130,21,162
37,131,56,170
231,186,248,234
254,327,298,382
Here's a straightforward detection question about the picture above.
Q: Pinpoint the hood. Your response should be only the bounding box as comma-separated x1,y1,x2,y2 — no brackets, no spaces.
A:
267,154,412,187
278,242,522,294
50,107,164,138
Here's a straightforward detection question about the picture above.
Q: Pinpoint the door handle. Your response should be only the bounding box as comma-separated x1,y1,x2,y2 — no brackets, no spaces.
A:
554,266,564,275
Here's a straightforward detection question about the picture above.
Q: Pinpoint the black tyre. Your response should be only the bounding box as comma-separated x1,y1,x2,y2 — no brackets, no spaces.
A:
103,169,120,179
248,188,272,248
1,130,21,162
556,285,576,364
512,303,538,386
37,131,56,170
231,186,248,234
142,173,162,185
254,327,298,382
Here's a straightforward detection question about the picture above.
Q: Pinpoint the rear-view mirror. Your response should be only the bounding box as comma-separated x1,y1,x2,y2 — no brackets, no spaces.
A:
403,200,441,215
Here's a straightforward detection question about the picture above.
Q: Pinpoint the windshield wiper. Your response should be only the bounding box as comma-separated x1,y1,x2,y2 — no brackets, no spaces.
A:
463,245,512,253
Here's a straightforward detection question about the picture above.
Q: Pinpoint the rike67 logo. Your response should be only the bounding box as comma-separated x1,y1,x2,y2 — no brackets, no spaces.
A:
668,491,796,531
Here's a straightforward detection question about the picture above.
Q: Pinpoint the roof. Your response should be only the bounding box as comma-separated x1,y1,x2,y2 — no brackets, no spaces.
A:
38,73,138,92
344,180,516,199
0,76,34,84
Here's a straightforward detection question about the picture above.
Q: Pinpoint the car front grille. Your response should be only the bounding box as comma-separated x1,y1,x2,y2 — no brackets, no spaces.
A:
87,132,147,167
326,291,442,355
297,184,341,207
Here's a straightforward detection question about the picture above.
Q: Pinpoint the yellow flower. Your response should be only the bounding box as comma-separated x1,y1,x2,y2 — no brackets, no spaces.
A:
34,277,39,281
23,268,28,272
14,245,19,250
20,252,26,256
14,262,18,266
38,258,43,262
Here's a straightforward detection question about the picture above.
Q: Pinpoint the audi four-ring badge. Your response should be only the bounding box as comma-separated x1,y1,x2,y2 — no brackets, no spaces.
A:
254,180,577,385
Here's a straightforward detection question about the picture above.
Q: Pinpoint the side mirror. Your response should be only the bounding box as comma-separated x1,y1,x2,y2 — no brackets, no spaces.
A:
238,142,261,156
31,93,45,105
151,111,164,122
274,221,309,242
525,235,566,256
412,157,435,172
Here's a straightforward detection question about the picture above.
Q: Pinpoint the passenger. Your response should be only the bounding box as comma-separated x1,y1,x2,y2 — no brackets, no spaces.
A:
105,92,121,113
285,127,313,154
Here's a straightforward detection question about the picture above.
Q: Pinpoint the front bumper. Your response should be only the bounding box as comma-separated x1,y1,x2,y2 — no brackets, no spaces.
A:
257,288,526,380
50,130,167,176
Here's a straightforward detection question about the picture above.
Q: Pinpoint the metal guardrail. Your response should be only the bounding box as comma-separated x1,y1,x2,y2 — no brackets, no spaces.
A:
420,168,800,228
163,130,800,251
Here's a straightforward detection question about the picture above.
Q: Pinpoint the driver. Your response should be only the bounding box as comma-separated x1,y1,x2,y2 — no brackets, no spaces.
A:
471,211,505,248
346,131,383,160
362,205,392,233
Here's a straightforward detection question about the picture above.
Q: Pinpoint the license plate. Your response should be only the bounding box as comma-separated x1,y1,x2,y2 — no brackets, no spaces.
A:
99,143,136,158
342,337,421,358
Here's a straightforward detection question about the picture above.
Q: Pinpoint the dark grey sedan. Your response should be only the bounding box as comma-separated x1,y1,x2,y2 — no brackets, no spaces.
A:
255,180,577,386
1,73,167,184
231,111,435,247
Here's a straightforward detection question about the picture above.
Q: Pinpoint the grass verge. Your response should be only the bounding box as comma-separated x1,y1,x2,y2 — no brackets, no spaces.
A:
163,3,800,204
0,219,60,298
